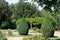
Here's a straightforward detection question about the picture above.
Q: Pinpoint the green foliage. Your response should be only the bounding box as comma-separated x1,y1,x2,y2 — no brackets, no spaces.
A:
0,31,6,40
0,38,7,40
16,17,55,29
23,35,48,40
17,18,29,35
16,17,44,26
26,17,44,24
0,0,12,29
13,1,40,19
41,16,54,37
49,37,60,40
32,27,37,31
7,21,16,29
56,9,60,30
0,21,16,29
8,29,13,36
0,0,12,22
34,0,60,12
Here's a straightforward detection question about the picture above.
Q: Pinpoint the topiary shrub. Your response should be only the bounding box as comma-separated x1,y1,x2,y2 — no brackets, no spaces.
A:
17,18,29,35
41,16,54,37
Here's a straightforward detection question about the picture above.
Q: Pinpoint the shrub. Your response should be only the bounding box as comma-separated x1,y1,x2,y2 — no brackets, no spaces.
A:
8,29,13,36
41,16,54,37
49,37,60,40
32,27,37,31
17,18,29,35
0,31,7,40
23,35,48,40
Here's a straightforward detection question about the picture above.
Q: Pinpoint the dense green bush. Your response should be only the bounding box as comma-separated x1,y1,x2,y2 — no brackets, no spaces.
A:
26,17,44,24
23,35,48,40
41,16,54,37
0,21,16,29
17,18,29,35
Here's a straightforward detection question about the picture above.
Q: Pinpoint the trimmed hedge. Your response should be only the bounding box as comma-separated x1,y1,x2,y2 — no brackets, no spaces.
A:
41,16,54,37
17,18,29,35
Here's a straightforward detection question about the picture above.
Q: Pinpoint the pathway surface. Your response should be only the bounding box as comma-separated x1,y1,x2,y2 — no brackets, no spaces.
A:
7,37,24,40
54,31,60,37
7,31,60,40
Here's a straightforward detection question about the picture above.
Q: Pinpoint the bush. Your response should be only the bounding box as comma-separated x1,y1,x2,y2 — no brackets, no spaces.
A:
32,27,37,31
0,21,16,29
17,18,29,35
0,38,7,40
0,31,7,40
23,35,48,40
49,37,60,40
26,17,44,24
8,29,13,36
41,16,54,37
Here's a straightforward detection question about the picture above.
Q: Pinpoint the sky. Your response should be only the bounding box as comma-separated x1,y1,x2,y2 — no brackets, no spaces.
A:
5,0,32,4
5,0,19,4
5,0,43,10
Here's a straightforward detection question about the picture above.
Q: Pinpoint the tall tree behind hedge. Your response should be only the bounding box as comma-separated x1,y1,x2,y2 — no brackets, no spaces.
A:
13,1,41,19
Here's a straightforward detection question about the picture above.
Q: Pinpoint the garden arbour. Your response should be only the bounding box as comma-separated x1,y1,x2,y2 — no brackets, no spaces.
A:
16,16,55,30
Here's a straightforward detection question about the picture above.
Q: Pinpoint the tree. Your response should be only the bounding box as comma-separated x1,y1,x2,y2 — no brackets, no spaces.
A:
0,0,12,29
0,0,11,21
13,1,41,19
33,0,60,30
56,9,60,30
33,0,60,12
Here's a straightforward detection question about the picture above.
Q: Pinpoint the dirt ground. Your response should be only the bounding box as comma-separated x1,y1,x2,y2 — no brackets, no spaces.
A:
7,31,60,40
54,31,60,37
7,37,24,40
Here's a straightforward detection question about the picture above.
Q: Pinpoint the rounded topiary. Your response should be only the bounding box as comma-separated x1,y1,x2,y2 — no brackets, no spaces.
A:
17,18,29,35
41,16,54,37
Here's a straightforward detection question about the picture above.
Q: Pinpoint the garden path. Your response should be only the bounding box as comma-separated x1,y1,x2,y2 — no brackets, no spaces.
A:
7,37,24,40
7,31,60,40
54,31,60,37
